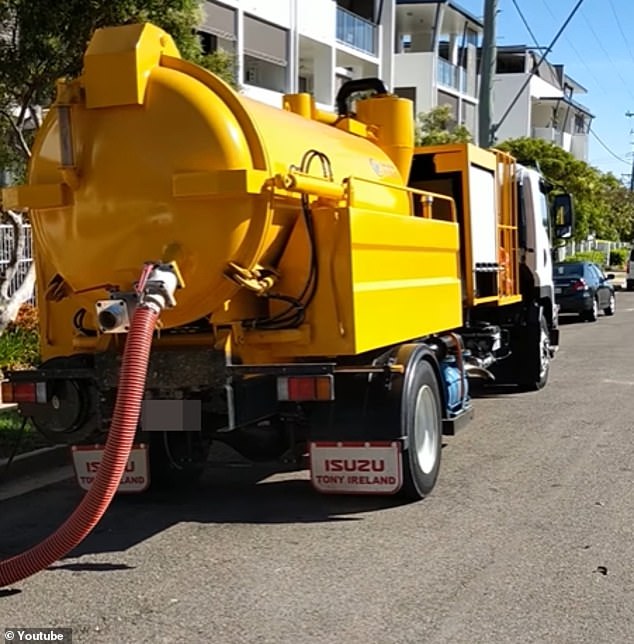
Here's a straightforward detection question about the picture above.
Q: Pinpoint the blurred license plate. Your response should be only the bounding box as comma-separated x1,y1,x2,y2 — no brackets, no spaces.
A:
555,287,562,294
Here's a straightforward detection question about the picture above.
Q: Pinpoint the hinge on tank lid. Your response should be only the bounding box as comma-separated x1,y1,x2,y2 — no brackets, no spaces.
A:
45,274,72,302
55,78,82,190
224,262,278,295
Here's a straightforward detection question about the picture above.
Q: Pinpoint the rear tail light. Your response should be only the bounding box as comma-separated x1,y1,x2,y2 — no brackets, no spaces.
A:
572,278,588,291
277,375,334,402
2,381,47,404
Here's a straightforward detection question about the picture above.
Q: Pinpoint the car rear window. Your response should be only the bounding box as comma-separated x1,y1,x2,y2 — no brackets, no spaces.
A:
554,264,583,277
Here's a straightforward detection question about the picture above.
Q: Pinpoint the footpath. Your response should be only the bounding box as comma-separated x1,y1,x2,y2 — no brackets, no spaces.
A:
0,402,70,499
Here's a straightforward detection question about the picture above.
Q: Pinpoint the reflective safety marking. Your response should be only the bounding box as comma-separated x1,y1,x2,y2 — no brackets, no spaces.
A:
71,444,149,493
309,441,402,495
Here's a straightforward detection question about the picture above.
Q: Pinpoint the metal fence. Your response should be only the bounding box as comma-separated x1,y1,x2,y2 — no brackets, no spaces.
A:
0,222,33,299
555,238,629,266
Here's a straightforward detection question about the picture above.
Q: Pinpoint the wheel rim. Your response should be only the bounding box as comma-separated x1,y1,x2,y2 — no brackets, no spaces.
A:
539,323,550,381
413,384,439,474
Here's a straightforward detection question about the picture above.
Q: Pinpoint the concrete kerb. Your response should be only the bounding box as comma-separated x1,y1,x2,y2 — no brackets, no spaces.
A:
0,444,70,482
0,403,70,483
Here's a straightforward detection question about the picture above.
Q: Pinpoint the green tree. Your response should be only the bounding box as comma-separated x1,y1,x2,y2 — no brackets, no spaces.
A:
201,49,239,90
415,105,473,146
0,0,237,330
496,137,634,242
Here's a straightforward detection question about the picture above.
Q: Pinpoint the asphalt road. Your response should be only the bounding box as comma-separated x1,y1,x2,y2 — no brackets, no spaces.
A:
2,294,634,643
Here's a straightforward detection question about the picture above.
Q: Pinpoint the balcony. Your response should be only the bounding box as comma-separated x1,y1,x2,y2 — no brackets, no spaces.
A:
532,126,564,147
532,128,587,161
336,6,377,56
437,58,466,93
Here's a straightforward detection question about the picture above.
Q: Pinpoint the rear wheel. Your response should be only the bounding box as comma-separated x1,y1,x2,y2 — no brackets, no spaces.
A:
400,358,443,500
604,294,616,316
583,297,599,322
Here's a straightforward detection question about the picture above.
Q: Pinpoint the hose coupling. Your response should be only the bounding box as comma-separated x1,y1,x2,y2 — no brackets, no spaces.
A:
137,262,184,313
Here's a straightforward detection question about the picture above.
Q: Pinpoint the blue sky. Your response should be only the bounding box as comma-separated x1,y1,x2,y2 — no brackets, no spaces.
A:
458,0,634,179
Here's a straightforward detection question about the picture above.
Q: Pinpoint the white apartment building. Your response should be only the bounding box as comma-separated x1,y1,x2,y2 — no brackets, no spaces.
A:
392,0,482,135
197,2,594,163
492,46,593,161
198,0,393,111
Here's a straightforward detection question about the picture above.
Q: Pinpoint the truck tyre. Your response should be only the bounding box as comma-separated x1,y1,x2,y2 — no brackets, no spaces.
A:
533,312,551,390
517,311,550,392
400,358,443,500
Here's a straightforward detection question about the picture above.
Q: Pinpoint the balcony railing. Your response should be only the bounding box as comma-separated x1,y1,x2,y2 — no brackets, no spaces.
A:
437,58,466,93
336,6,377,56
532,126,564,147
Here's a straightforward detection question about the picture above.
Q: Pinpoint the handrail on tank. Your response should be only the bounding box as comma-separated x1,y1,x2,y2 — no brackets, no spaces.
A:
345,175,457,223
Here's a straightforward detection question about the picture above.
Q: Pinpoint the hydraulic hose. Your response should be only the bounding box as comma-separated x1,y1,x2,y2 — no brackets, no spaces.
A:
0,304,159,587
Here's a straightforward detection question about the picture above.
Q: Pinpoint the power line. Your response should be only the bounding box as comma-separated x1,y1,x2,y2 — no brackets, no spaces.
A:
493,0,586,136
538,0,608,94
579,5,634,104
606,0,634,69
510,0,540,48
589,126,629,165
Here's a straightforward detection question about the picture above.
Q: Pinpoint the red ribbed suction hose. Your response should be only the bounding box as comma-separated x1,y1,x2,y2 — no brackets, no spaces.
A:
0,305,159,587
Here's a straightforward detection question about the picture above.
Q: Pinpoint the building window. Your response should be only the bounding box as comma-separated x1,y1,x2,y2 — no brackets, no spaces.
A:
242,15,289,93
394,86,416,102
437,90,459,120
198,31,218,55
575,113,586,134
200,1,237,52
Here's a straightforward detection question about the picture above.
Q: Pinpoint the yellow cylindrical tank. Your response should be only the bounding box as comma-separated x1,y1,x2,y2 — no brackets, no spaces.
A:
17,23,412,332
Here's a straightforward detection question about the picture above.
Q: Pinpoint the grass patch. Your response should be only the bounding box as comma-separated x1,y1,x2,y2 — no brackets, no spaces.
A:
0,305,47,460
0,303,40,372
0,327,39,371
0,410,53,460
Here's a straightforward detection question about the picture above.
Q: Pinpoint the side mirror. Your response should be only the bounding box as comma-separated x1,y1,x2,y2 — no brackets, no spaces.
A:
606,273,615,280
551,193,574,239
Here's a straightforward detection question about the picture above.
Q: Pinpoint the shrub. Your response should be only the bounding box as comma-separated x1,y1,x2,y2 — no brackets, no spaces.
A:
0,305,40,371
8,303,39,333
0,327,39,371
561,251,606,266
609,248,629,268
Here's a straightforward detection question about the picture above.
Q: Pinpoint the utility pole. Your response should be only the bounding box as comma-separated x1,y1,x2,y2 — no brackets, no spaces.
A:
627,111,634,192
478,0,497,148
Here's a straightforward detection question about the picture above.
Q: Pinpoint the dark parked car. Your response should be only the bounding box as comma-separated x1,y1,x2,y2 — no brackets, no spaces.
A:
553,261,616,322
626,248,634,291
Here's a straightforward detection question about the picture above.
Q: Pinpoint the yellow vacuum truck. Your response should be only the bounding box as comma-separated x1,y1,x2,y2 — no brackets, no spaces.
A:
1,23,573,502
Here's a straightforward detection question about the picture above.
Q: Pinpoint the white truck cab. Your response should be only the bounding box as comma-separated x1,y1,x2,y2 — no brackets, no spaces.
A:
517,166,556,299
516,164,573,348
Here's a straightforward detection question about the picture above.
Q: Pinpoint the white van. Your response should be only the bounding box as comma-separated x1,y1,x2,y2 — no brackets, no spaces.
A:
627,249,634,290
